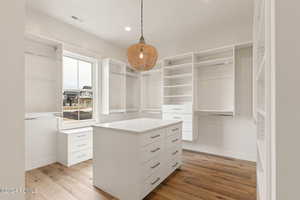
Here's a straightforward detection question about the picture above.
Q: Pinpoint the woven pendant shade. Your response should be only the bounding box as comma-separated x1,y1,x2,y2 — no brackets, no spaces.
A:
127,0,158,71
127,38,158,71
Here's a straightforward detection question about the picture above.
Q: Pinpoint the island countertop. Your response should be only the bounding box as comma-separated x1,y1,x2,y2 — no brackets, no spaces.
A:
93,118,182,133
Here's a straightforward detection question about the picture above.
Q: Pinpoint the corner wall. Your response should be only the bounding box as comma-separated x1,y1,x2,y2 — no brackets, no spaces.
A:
0,1,25,200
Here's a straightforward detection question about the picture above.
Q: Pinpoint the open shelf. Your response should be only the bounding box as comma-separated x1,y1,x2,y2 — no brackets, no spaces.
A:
164,73,192,79
195,57,233,67
164,84,192,88
164,63,193,69
195,109,234,116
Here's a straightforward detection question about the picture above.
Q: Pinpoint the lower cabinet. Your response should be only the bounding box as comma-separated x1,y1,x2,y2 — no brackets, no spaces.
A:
57,127,93,167
93,122,182,200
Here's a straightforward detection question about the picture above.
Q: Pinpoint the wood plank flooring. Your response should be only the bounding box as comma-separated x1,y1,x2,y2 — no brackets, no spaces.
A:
26,151,256,200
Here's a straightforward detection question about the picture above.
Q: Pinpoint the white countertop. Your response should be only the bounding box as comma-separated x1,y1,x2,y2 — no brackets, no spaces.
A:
93,118,182,133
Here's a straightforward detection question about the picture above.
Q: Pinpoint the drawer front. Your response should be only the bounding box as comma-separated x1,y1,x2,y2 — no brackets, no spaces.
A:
165,156,182,176
162,104,192,114
166,124,182,137
70,131,92,143
140,129,164,147
69,148,92,166
163,113,192,122
166,143,182,162
141,140,163,163
142,170,163,198
166,132,181,149
70,138,92,153
141,155,162,180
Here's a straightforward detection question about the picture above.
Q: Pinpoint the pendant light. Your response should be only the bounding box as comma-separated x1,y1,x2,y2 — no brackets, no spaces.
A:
127,0,158,71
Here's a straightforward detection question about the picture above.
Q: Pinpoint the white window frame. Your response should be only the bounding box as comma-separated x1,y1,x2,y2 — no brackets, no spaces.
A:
60,51,99,130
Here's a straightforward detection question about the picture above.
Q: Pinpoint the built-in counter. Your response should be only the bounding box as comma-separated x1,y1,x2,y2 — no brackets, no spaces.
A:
93,118,183,200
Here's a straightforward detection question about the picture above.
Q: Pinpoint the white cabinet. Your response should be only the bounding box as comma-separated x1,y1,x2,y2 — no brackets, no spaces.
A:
25,113,58,171
93,119,182,200
57,127,93,167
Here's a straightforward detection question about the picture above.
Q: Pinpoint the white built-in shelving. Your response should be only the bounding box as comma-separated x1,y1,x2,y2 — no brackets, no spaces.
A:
140,62,162,114
102,59,140,114
194,46,236,116
254,0,270,199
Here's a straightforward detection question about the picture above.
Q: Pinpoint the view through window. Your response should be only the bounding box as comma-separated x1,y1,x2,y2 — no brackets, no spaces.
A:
63,55,94,122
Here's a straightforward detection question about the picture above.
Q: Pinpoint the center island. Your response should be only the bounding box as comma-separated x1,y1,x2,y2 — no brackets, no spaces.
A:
93,118,183,200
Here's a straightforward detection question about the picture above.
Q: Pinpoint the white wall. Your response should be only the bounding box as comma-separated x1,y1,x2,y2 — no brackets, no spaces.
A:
184,47,256,162
0,1,25,200
26,9,126,61
159,24,252,58
274,0,300,199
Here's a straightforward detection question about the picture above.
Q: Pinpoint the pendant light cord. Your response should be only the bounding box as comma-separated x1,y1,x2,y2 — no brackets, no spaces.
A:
141,0,144,37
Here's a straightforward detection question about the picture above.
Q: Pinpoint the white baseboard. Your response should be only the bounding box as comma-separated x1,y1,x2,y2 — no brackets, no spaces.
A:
182,144,256,162
26,155,57,171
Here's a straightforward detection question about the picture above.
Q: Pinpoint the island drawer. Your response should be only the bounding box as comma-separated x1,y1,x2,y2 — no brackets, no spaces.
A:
69,138,92,153
141,140,163,163
141,155,162,180
140,129,164,147
142,169,163,198
166,124,182,136
166,132,181,149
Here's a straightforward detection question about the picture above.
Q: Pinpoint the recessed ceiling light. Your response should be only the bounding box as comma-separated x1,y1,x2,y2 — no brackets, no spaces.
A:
125,26,132,32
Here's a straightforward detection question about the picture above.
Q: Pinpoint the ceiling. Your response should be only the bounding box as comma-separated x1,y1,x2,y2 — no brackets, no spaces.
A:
27,0,253,50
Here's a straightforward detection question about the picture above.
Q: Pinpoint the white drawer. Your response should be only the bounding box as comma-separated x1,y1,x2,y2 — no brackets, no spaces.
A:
69,148,92,166
166,143,182,162
166,124,182,137
141,155,162,180
166,156,181,176
163,113,192,122
141,140,163,163
69,138,92,153
70,131,92,143
162,104,192,114
166,132,181,149
142,170,163,198
140,129,164,147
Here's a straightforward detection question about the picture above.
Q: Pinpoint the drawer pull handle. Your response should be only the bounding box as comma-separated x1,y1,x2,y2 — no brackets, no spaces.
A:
173,108,182,110
172,162,179,168
172,150,179,156
151,162,161,169
151,177,161,185
173,117,181,119
172,128,179,132
151,148,160,153
151,135,160,139
172,138,179,143
77,144,87,147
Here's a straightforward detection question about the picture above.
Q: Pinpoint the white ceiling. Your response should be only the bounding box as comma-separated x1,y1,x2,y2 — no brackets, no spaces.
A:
27,0,253,50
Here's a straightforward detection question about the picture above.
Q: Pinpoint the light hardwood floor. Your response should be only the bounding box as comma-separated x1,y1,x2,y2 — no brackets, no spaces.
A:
26,151,256,200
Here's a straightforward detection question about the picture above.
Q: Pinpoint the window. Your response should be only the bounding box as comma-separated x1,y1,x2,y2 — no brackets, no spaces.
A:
62,52,97,123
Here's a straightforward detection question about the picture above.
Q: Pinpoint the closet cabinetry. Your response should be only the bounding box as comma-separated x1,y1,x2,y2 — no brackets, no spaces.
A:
101,59,140,114
162,54,195,141
194,47,235,115
254,0,270,199
140,63,162,114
